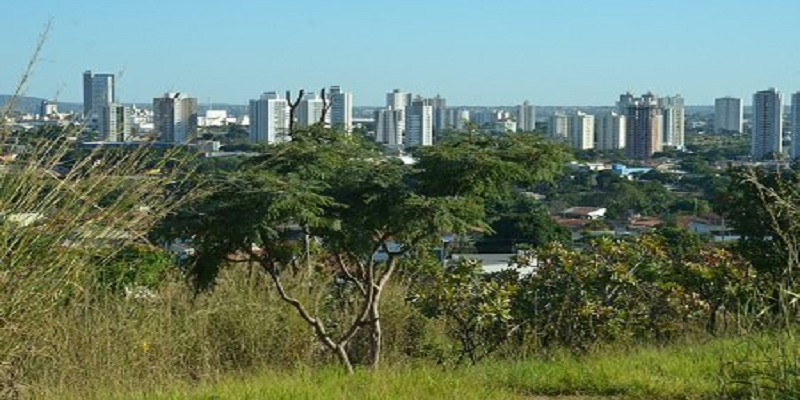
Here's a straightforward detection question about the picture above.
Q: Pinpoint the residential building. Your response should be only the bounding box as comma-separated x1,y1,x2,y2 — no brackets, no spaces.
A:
444,108,470,131
374,108,404,146
40,100,58,120
427,95,447,137
153,92,198,143
595,111,626,150
751,88,783,159
328,86,353,133
405,99,433,147
385,89,410,135
660,95,685,149
249,91,289,144
616,92,635,114
517,101,536,132
100,103,131,142
295,92,327,129
83,70,115,129
625,93,662,159
569,112,594,150
715,97,743,134
386,88,411,111
548,112,569,141
492,119,517,134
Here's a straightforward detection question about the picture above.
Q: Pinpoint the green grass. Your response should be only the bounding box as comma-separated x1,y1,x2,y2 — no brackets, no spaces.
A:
45,333,794,400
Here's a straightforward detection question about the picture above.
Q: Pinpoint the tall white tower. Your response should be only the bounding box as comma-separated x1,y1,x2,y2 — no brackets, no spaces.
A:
660,95,685,149
295,92,327,129
405,99,433,147
595,111,626,150
249,92,289,144
548,112,569,141
569,112,595,150
517,101,536,132
374,108,404,147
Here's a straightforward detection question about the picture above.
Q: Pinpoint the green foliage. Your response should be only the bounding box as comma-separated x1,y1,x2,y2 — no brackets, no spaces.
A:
476,192,571,253
720,167,800,285
513,234,757,351
94,245,173,292
543,170,680,219
412,258,519,364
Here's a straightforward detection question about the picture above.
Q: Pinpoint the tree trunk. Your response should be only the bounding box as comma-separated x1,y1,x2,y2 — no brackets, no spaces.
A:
336,344,354,374
368,295,382,369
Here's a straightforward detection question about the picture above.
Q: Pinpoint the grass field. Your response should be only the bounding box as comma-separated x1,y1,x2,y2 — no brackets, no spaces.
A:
38,333,796,400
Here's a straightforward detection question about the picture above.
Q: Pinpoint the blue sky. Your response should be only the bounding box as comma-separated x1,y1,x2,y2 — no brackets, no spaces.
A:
2,0,799,106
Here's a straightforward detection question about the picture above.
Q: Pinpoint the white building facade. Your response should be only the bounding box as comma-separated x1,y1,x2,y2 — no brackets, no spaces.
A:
375,108,404,147
517,101,536,132
295,92,327,129
249,92,289,144
595,111,626,150
405,101,433,147
659,95,685,149
548,112,569,141
569,112,595,150
100,103,131,142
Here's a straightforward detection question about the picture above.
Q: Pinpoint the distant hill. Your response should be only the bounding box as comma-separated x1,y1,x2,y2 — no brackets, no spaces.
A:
0,94,82,114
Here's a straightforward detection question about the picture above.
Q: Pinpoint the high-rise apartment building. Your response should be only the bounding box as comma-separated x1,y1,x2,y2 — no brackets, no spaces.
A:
791,92,800,160
374,108,404,147
625,93,662,159
427,95,447,137
751,88,783,159
595,111,626,150
83,71,115,129
100,103,131,142
153,92,198,143
405,99,433,147
249,92,289,144
569,112,594,150
328,86,353,133
547,112,569,141
444,108,470,131
714,97,743,134
517,101,536,132
295,92,327,129
386,89,411,111
385,89,411,137
617,92,635,114
660,95,685,149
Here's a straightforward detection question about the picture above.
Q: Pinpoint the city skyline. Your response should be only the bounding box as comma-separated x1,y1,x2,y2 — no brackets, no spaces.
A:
2,0,800,106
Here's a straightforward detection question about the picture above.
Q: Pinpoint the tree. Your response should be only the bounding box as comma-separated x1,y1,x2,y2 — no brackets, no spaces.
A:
475,193,570,253
719,167,800,318
412,258,519,365
159,126,568,373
